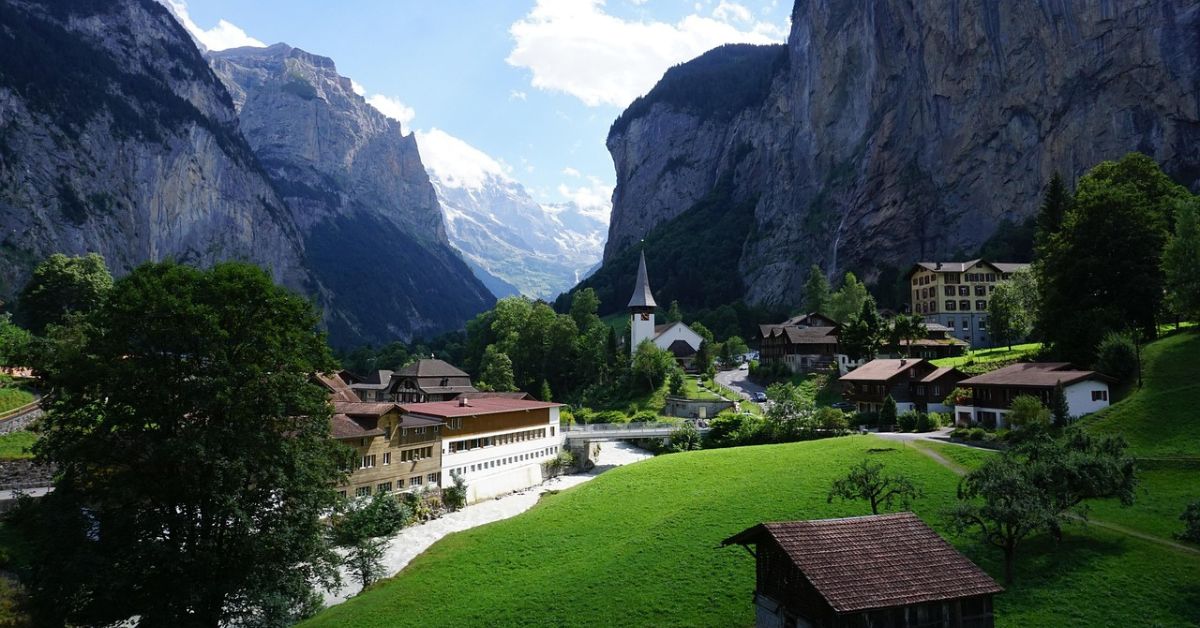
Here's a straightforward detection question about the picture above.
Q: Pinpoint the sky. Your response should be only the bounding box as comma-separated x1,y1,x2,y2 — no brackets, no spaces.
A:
167,0,791,216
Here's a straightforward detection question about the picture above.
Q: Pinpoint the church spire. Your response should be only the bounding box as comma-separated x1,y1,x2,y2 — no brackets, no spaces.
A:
627,250,657,308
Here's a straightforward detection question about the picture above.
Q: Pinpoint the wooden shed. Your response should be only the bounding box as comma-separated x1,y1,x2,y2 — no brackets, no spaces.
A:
723,513,1002,628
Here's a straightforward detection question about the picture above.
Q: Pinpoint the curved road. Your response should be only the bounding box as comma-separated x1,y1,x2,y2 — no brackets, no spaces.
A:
714,368,767,403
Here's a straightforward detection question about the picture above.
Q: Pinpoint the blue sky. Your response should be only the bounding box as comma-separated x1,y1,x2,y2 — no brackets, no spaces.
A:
168,0,790,214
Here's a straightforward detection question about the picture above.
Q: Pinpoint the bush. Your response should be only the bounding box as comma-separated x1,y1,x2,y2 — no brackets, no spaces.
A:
915,412,935,432
851,411,878,428
815,407,849,434
879,396,898,429
443,472,468,512
668,422,703,452
1095,331,1139,383
967,427,987,441
1178,500,1200,544
631,410,660,423
897,410,920,432
593,410,628,424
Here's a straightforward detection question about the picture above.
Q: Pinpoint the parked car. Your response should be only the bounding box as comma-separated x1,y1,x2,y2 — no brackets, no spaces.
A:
831,401,856,412
753,392,768,402
738,363,749,370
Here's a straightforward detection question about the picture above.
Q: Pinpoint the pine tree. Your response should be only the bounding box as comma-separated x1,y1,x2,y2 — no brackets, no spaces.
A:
1050,381,1070,428
1164,198,1200,322
539,379,553,402
880,395,898,431
803,264,832,315
1035,172,1071,257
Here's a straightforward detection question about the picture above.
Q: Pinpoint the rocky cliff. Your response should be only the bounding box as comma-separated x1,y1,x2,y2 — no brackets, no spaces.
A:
600,0,1200,309
0,0,492,347
208,44,493,345
0,0,307,299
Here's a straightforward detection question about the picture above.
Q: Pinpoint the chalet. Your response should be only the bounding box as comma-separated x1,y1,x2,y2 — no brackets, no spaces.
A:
759,313,850,374
897,323,969,360
954,363,1114,428
401,397,565,503
839,359,965,415
628,252,704,369
314,374,444,498
723,513,1003,628
908,259,1030,348
347,358,479,403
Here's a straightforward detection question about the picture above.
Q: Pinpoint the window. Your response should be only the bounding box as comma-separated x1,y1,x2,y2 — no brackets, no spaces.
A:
976,300,987,311
401,446,433,462
974,285,987,296
551,426,556,437
338,490,347,498
382,452,391,465
957,285,969,296
1092,389,1109,401
397,478,405,488
360,455,376,469
377,482,392,494
959,300,970,311
383,425,392,439
943,286,955,297
414,427,426,434
448,417,463,429
961,319,970,331
978,318,987,330
986,273,996,282
411,476,422,486
945,300,956,311
355,486,371,497
427,473,439,484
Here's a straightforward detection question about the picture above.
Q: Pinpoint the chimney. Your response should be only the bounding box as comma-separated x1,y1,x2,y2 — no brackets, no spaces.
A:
935,262,942,270
458,397,470,407
900,358,907,366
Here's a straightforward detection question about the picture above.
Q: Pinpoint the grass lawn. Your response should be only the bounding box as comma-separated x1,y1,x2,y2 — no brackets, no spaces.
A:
910,439,997,472
681,376,721,401
0,387,34,415
303,436,1200,627
1088,467,1199,544
0,431,36,461
1081,330,1200,458
930,342,1042,370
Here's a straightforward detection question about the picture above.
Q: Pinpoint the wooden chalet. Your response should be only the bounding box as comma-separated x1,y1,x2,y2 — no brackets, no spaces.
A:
723,513,1002,628
898,323,968,359
348,358,479,403
954,363,1114,428
838,359,965,415
759,313,841,373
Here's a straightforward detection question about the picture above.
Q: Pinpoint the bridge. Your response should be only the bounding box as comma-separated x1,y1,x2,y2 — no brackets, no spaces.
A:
562,421,710,443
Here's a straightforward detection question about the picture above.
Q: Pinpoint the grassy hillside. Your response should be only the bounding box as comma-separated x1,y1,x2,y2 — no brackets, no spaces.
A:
304,437,1199,627
1082,330,1200,458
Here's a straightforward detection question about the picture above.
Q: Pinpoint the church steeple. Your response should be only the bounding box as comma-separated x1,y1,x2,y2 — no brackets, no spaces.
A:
628,251,656,350
628,251,657,308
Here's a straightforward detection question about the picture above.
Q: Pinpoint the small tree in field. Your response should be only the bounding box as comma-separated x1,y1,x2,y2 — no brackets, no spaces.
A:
1008,395,1051,430
668,370,685,396
1178,500,1200,544
443,472,468,512
669,422,703,452
1049,381,1070,428
1095,331,1138,384
827,459,923,515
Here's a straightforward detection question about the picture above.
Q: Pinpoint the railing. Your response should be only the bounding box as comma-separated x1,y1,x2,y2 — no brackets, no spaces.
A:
0,399,41,423
563,421,686,433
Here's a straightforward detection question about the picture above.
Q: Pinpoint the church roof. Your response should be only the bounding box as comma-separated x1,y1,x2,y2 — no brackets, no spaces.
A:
627,251,657,308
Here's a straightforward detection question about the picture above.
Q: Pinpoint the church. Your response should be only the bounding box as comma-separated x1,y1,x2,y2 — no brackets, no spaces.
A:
628,252,705,370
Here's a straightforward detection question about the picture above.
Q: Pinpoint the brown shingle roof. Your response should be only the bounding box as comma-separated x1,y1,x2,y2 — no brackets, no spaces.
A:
333,401,398,417
314,373,362,403
395,358,470,379
959,362,1113,387
783,326,838,344
919,366,965,383
839,359,927,383
401,397,563,419
723,513,1002,613
330,414,385,440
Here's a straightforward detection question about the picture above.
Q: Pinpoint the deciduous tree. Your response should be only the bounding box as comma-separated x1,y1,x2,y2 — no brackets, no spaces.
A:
827,459,923,515
804,264,832,316
17,252,112,334
479,344,516,392
829,272,869,323
14,262,347,626
1164,198,1200,322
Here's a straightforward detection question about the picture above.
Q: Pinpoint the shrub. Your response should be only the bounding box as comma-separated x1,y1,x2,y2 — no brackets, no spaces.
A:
443,472,468,512
593,410,627,424
815,407,849,434
851,411,878,428
879,396,898,429
967,427,987,441
897,410,920,432
1178,500,1200,544
1008,395,1051,430
1095,331,1139,383
668,422,703,452
668,370,685,396
631,410,660,423
915,412,934,432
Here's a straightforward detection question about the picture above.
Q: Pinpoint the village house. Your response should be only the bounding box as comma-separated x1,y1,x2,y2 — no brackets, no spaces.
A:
908,260,1030,348
759,312,847,374
628,252,704,370
315,374,444,499
839,358,966,415
723,513,1003,628
953,362,1114,428
401,396,565,503
346,358,478,403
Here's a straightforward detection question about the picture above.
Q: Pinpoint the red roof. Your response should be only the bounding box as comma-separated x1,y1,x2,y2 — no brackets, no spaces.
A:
724,513,1002,613
401,397,562,418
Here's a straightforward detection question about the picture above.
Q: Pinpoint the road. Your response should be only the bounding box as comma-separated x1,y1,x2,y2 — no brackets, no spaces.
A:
715,368,767,403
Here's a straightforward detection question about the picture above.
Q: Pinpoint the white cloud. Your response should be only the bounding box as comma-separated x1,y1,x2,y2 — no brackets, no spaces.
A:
713,1,753,24
557,176,613,223
563,167,582,178
417,128,512,190
509,90,528,101
160,0,265,52
507,0,787,108
350,79,366,96
366,94,416,126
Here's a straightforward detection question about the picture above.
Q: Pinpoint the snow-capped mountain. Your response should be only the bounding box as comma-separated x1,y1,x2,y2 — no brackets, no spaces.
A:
418,129,608,300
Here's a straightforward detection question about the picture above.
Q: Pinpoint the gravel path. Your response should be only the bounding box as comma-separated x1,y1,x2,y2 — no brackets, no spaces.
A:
322,441,654,606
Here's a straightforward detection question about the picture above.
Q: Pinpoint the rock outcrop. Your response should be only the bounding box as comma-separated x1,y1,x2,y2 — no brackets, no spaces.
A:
602,1,1200,307
0,0,492,346
209,44,493,345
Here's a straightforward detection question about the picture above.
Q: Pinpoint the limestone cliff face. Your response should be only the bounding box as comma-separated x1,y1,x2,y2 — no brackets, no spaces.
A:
0,0,308,299
209,44,493,345
0,0,492,346
604,0,1200,306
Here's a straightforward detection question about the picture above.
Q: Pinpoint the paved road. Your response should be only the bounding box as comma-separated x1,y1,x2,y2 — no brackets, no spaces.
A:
714,368,767,403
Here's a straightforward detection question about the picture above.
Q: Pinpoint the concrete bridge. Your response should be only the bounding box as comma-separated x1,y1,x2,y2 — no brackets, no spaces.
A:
562,421,710,443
